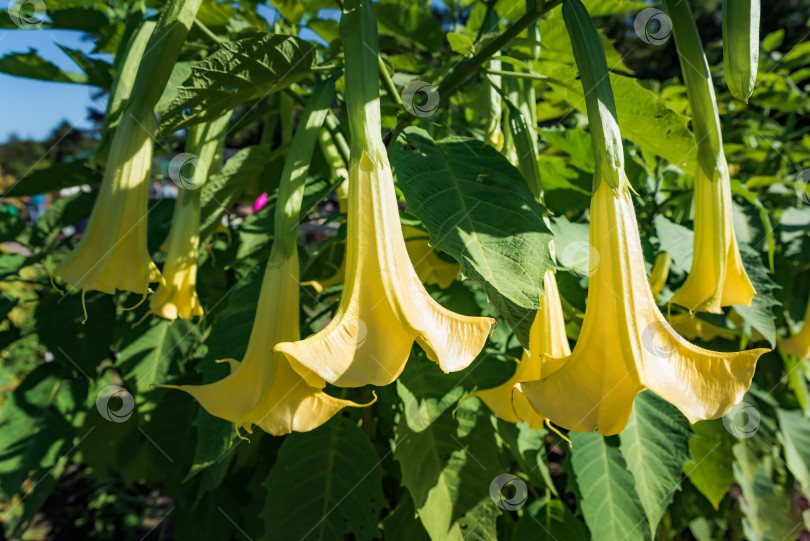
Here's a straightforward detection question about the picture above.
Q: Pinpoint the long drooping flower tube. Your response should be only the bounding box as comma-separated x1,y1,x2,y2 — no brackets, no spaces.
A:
164,76,366,436
54,0,204,299
665,0,755,314
475,74,570,427
519,0,767,436
472,270,569,429
149,114,230,320
275,0,494,388
780,297,810,360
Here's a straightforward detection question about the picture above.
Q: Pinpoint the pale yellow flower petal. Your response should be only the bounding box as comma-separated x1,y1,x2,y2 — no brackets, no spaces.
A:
149,191,203,320
473,270,570,428
671,162,755,313
276,151,494,387
779,298,810,360
522,183,767,435
54,112,162,295
165,248,365,436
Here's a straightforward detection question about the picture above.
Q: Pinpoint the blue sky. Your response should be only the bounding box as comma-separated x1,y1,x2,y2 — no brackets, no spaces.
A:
0,2,284,143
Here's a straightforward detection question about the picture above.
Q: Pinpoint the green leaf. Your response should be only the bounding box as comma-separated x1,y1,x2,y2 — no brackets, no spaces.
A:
32,190,97,245
200,145,284,239
381,491,431,541
262,418,383,541
159,34,316,135
543,63,699,174
116,318,200,394
683,419,735,509
391,127,555,347
568,432,649,541
394,352,500,541
513,497,589,540
653,215,694,275
733,242,780,347
776,408,810,498
57,44,112,88
0,50,85,83
619,391,693,536
376,1,444,51
1,160,101,198
733,440,804,540
0,364,79,500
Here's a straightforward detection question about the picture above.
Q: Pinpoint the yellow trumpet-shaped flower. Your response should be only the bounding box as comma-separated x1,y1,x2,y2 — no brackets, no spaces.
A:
668,313,735,342
473,269,569,429
275,150,495,387
149,190,203,320
164,247,366,436
670,161,756,313
780,298,810,360
521,182,767,436
54,112,162,296
403,226,460,289
649,252,671,299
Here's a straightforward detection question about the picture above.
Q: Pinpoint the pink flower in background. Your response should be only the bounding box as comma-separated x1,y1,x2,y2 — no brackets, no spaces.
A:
253,192,268,212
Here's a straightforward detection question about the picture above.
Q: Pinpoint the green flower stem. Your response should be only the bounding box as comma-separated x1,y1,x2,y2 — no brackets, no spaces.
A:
437,0,561,105
664,0,724,178
339,0,386,161
562,0,624,192
274,76,338,258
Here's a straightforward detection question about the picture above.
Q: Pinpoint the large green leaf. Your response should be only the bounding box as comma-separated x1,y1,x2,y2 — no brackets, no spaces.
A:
569,432,649,541
513,497,589,540
733,440,804,540
619,391,693,536
159,34,316,135
391,127,555,346
776,408,810,498
394,351,505,541
541,62,699,174
733,242,781,347
1,161,101,198
200,145,284,239
262,418,383,541
0,50,85,84
683,419,735,509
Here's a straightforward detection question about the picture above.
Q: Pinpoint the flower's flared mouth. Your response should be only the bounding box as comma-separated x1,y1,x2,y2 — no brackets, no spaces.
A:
473,269,570,429
149,191,203,321
54,113,162,297
164,249,368,436
275,152,494,388
521,183,767,436
670,157,755,314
